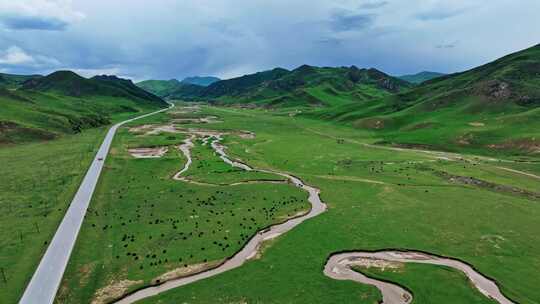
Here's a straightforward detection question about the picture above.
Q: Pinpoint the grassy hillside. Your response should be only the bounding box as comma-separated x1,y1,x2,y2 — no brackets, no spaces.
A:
0,71,167,145
137,79,183,97
182,76,220,86
197,65,412,107
137,77,220,99
308,44,540,155
140,65,412,107
0,72,42,89
398,71,445,84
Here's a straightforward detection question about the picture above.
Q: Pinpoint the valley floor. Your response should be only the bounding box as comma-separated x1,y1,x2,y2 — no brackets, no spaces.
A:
3,104,539,304
133,105,539,304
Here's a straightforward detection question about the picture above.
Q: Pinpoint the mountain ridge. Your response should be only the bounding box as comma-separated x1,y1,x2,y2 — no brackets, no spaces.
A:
398,71,445,84
308,44,540,154
139,65,412,107
1,70,167,144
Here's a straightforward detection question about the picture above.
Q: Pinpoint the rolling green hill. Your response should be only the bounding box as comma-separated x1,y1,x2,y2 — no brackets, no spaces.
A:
163,65,412,107
0,72,42,89
398,71,445,84
136,79,184,97
0,71,167,145
309,44,540,155
182,76,220,86
136,76,220,99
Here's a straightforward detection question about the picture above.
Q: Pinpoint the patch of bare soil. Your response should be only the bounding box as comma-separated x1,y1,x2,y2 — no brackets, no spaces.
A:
173,116,222,124
486,138,540,154
390,142,439,150
482,80,511,100
402,122,437,131
79,263,97,286
128,147,168,158
434,170,540,200
469,122,486,127
128,124,155,134
350,257,404,271
0,120,57,144
153,260,222,284
92,279,143,304
354,117,387,129
237,131,255,139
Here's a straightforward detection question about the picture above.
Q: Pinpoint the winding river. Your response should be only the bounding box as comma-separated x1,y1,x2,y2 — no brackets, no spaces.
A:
115,133,326,304
324,251,515,304
114,115,515,304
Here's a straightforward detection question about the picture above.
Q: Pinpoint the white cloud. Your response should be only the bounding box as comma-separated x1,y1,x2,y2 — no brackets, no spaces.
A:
0,45,60,67
1,1,539,78
0,0,85,30
0,46,34,64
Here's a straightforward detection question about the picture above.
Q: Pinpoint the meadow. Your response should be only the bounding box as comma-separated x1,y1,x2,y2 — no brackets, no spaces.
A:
184,137,284,185
56,110,310,303
0,127,106,303
0,106,164,304
138,105,540,304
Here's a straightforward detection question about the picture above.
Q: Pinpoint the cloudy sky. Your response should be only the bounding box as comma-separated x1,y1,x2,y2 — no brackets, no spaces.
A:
0,0,539,81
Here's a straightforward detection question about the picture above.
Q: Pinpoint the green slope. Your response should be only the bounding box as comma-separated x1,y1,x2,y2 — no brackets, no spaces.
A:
0,71,167,145
170,65,412,107
181,76,220,86
0,72,42,89
137,76,221,97
137,79,183,97
398,71,445,84
308,44,540,155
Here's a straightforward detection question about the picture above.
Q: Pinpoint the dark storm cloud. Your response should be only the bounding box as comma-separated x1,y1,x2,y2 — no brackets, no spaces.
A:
415,8,468,21
315,37,343,46
1,1,539,80
359,1,389,9
330,12,375,32
0,15,68,31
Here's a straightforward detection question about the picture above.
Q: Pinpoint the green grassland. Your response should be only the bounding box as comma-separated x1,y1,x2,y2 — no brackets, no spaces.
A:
0,102,171,303
140,105,539,304
0,89,160,144
0,70,167,145
141,65,410,108
136,79,184,97
56,112,310,303
184,137,285,185
306,44,540,156
398,71,445,84
0,127,107,303
353,264,496,304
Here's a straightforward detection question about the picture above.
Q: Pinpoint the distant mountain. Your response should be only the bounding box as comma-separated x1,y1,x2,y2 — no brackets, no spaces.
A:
136,76,220,99
310,44,540,154
171,65,412,107
181,76,220,86
0,72,42,89
398,71,445,84
1,70,167,144
167,83,206,100
137,79,182,97
22,71,166,105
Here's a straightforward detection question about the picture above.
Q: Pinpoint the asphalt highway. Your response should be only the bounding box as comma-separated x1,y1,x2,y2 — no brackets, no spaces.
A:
19,104,172,304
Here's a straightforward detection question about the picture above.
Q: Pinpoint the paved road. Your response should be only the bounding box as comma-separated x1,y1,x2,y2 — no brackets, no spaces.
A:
19,104,173,304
